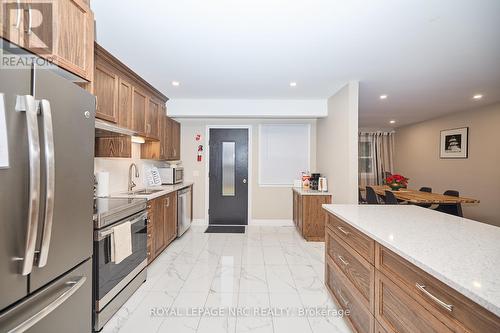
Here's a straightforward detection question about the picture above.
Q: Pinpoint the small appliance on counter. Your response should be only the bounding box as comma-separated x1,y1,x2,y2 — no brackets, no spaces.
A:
158,165,184,184
318,177,328,192
310,173,321,190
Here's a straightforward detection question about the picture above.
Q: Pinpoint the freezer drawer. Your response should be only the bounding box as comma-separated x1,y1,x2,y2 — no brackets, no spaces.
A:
0,258,92,333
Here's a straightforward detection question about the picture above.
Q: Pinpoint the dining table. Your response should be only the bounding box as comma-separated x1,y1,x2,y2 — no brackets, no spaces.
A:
364,185,480,205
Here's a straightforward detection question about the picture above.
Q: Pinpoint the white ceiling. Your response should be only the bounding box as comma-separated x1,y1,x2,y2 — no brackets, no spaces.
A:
91,0,500,127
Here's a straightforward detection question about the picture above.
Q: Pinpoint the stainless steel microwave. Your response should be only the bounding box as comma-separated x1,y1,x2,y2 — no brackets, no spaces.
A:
158,167,184,184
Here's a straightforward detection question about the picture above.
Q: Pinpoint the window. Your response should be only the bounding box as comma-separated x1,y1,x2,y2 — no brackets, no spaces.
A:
259,124,310,186
359,140,374,175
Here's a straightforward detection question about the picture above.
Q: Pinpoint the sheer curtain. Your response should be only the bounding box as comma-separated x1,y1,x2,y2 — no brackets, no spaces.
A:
358,131,395,188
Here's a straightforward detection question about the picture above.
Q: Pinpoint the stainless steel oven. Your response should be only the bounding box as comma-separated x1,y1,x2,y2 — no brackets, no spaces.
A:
93,198,147,331
159,166,184,184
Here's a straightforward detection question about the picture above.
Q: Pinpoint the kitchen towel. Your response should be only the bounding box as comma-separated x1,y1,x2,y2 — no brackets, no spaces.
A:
110,221,132,264
95,171,110,197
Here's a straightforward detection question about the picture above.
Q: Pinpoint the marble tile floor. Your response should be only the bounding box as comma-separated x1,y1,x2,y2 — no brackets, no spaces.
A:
101,225,352,333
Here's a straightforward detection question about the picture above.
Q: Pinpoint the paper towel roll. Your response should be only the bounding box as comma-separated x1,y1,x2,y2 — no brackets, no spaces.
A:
96,172,110,197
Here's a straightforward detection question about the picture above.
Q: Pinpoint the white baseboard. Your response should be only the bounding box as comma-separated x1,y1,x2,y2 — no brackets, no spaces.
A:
249,219,294,226
191,219,207,225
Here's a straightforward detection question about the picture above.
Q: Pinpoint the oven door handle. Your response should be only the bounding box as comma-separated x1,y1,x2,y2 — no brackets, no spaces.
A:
95,212,147,241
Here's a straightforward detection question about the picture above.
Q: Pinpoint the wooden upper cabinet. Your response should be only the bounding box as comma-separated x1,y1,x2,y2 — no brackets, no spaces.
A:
170,119,181,160
117,78,133,128
132,87,147,136
0,0,94,80
94,63,118,123
145,98,161,140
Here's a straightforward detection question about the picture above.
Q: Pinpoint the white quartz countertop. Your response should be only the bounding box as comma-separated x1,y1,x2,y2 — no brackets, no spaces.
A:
109,181,194,201
292,187,332,196
322,204,500,317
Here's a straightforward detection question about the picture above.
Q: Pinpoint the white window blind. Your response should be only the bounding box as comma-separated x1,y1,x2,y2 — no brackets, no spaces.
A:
259,124,310,186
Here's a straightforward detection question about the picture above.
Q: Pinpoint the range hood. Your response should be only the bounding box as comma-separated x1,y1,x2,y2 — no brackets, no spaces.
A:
95,119,137,137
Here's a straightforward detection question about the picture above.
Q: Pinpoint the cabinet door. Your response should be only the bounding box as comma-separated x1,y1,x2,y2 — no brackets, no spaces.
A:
153,198,165,257
168,119,180,160
132,87,147,136
117,78,133,129
94,63,118,122
147,202,155,263
145,98,160,140
0,0,23,46
164,192,177,246
165,116,174,159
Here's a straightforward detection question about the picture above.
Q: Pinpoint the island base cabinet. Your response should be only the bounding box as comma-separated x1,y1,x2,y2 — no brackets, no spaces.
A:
375,271,454,333
326,256,374,333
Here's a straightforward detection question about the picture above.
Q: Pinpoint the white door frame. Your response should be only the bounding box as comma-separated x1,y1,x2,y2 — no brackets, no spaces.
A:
205,125,252,224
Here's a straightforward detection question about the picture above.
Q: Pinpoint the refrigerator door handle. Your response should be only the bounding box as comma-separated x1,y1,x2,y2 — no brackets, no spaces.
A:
37,100,55,268
7,276,86,333
15,95,40,276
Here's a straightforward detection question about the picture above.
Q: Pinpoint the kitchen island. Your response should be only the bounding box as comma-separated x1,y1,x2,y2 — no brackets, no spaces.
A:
322,204,500,333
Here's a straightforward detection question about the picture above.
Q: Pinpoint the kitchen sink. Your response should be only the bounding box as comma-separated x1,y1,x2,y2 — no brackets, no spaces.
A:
128,189,164,195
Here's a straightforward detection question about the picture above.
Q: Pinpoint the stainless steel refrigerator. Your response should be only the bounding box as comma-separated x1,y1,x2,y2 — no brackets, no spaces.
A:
0,49,95,331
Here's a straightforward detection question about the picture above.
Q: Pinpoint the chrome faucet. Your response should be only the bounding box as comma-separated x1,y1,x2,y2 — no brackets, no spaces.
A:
128,163,139,193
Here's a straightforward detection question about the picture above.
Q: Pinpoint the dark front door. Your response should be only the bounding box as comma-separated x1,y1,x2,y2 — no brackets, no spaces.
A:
209,129,248,225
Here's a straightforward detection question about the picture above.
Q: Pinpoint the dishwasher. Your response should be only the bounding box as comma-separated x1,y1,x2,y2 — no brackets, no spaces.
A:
177,186,192,236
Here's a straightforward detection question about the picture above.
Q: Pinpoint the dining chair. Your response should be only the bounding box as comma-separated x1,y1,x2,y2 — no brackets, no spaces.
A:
418,187,433,208
359,188,367,204
435,190,463,217
366,187,380,204
383,171,392,179
384,190,399,205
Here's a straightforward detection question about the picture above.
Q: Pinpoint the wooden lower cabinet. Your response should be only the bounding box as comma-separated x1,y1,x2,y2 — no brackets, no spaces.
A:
375,271,453,333
326,256,374,333
324,211,500,333
292,189,332,241
147,192,178,264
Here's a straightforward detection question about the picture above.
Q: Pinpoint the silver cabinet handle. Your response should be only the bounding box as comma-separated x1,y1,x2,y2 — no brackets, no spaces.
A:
337,226,350,236
15,95,40,276
337,289,349,307
15,0,22,29
37,100,55,268
243,178,247,184
8,276,86,333
338,255,349,266
25,4,32,35
415,283,453,312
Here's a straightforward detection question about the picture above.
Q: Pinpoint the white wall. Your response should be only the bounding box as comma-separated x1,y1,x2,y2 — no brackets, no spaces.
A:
179,118,317,221
316,82,359,204
168,99,327,118
94,144,167,194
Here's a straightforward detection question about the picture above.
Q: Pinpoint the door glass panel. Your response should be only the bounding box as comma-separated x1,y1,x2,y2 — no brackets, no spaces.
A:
222,142,235,196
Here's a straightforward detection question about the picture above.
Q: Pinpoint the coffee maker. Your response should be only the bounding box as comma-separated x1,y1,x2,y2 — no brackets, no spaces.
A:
310,173,321,190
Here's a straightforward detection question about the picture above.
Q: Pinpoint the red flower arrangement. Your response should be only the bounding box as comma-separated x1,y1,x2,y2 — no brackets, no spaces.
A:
384,174,409,191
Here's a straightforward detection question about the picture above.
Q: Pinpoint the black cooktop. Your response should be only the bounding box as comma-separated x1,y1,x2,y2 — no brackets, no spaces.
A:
93,197,147,229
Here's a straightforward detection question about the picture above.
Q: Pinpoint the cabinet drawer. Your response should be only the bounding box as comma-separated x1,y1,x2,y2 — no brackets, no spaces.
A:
375,271,453,333
326,256,374,333
326,214,375,264
376,244,500,333
326,227,375,312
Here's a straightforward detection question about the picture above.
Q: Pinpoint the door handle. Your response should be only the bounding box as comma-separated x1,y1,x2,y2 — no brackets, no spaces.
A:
243,179,247,184
15,95,40,276
37,100,55,268
8,276,86,333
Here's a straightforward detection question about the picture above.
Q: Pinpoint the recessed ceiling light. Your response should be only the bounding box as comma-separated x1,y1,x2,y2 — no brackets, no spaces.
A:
389,120,396,124
289,82,297,87
379,95,388,100
472,94,483,100
172,81,180,87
